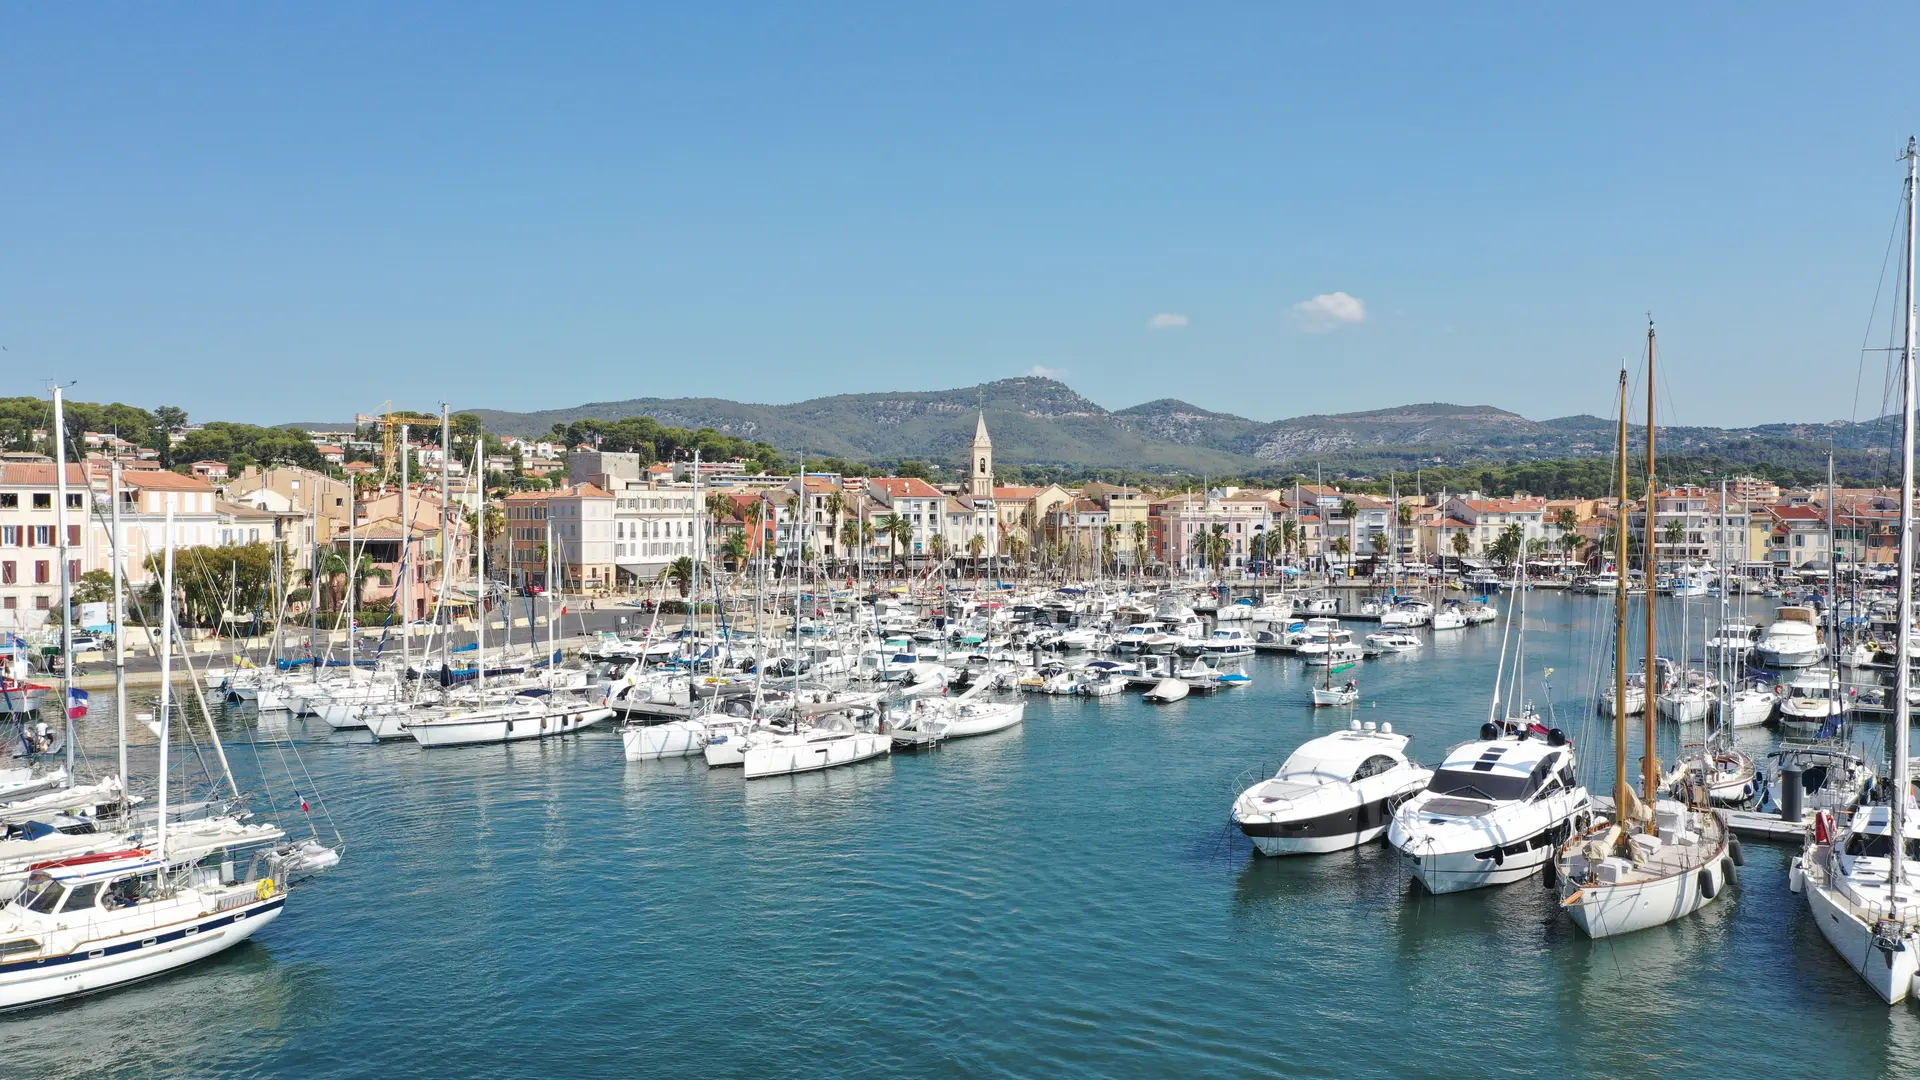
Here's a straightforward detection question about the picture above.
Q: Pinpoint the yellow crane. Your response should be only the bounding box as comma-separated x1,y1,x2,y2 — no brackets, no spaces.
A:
354,403,435,486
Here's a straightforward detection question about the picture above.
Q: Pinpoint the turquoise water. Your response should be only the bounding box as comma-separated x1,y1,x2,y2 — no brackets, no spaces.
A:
6,592,1920,1079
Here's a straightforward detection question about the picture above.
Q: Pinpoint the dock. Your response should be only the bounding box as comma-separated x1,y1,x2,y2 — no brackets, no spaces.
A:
1594,796,1807,844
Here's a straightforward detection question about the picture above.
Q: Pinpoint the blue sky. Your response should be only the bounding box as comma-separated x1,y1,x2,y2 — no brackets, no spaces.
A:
5,4,1920,429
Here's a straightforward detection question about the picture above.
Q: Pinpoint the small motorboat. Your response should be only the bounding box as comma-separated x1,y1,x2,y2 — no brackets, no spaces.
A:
1365,631,1421,653
1311,679,1359,707
1143,678,1189,703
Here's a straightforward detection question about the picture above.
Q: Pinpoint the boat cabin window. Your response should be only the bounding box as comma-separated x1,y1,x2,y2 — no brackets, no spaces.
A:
1425,768,1529,802
1843,832,1920,860
1527,756,1564,800
1351,755,1400,782
59,881,101,912
16,877,63,914
103,875,150,909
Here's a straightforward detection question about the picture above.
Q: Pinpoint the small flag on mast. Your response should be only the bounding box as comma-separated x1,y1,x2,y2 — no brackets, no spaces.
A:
67,687,88,719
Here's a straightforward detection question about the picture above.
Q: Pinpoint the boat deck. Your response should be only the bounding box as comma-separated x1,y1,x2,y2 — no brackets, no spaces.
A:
1593,796,1807,845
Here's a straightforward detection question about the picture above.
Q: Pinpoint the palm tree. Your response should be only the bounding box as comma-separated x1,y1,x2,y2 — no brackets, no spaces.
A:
1130,520,1148,569
660,555,696,598
967,532,986,565
1280,518,1299,564
928,534,949,564
1370,532,1388,559
1005,534,1029,575
1331,536,1351,569
878,513,909,572
1490,524,1524,568
721,531,749,571
1662,517,1686,555
1101,524,1117,576
822,490,845,568
840,517,863,563
1451,531,1471,560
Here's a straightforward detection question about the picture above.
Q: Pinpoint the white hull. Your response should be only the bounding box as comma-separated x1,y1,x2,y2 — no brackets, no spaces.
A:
742,732,889,780
1560,840,1732,939
622,720,709,761
702,733,747,767
408,703,611,748
944,702,1025,739
1143,679,1188,703
1311,688,1358,707
0,894,283,1010
1805,875,1920,1004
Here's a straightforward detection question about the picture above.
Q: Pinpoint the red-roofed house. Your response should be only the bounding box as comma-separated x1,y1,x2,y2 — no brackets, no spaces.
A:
1443,495,1549,556
190,460,230,482
500,483,617,592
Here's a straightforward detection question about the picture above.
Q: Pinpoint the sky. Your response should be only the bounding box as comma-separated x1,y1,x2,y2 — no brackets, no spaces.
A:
6,4,1920,430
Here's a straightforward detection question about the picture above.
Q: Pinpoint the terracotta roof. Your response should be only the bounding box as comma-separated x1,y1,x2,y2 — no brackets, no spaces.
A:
1459,498,1546,513
871,477,944,499
122,471,216,492
992,485,1043,499
0,463,87,486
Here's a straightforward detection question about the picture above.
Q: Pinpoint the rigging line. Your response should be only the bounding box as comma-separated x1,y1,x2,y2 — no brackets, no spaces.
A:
1853,189,1908,425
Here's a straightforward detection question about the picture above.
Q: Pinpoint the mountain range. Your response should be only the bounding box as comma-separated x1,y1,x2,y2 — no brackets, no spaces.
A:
457,378,1898,478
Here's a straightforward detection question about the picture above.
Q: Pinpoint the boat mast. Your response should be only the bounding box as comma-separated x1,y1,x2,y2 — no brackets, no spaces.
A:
110,455,128,802
1614,369,1631,829
155,501,176,862
1889,135,1917,903
51,386,75,778
474,442,487,695
400,423,410,670
1643,321,1661,829
440,405,452,678
1826,450,1838,668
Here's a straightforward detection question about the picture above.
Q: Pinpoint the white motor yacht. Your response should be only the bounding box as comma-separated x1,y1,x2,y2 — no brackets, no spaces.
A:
1705,620,1762,659
1753,606,1827,668
1365,630,1421,653
1387,722,1591,894
1231,721,1432,855
1776,667,1849,734
1202,628,1255,658
1378,600,1433,628
1430,606,1468,631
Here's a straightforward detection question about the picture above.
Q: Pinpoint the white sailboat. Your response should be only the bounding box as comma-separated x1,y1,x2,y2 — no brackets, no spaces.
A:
1794,138,1920,1003
1554,329,1733,938
0,501,335,1009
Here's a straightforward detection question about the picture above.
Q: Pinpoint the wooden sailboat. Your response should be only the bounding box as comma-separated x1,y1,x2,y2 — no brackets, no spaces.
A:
1554,327,1736,938
1794,138,1920,1003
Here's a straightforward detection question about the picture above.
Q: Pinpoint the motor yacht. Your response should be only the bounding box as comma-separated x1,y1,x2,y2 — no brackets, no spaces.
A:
1231,721,1432,855
1776,667,1849,735
1365,630,1421,653
1753,606,1827,668
1387,722,1591,894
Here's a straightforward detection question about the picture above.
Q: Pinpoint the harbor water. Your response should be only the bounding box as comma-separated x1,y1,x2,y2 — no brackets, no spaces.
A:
5,591,1919,1079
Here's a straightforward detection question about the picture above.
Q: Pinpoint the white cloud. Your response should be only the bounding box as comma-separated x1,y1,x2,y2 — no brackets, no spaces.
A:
1146,312,1189,330
1290,291,1367,333
1024,365,1069,379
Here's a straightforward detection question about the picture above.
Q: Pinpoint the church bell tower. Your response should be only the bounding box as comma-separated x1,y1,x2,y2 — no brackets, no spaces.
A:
969,413,994,498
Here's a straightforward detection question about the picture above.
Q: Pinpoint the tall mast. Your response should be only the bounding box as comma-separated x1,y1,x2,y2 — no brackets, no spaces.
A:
440,405,452,677
399,423,410,668
155,502,176,861
1890,135,1918,901
474,442,487,694
1826,450,1838,667
1643,320,1660,826
110,456,128,800
1614,370,1631,827
51,387,75,778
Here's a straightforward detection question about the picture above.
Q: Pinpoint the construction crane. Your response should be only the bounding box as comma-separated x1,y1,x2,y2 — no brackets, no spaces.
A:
354,402,436,486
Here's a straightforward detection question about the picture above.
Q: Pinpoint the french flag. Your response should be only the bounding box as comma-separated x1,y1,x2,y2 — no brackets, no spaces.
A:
67,687,88,720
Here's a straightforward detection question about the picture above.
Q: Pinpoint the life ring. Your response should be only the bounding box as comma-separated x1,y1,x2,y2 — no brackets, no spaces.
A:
256,878,277,901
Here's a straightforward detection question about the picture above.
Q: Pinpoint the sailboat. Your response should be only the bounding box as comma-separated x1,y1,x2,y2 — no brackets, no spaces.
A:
1793,138,1920,1004
1554,328,1734,939
0,500,338,1009
1310,663,1358,707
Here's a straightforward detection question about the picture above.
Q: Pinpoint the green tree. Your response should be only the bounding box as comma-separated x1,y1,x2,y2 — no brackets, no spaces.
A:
1451,531,1471,559
660,556,696,598
73,569,115,606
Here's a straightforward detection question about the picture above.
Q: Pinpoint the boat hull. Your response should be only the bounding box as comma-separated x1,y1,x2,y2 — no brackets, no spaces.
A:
1560,846,1732,939
621,720,708,761
1805,875,1920,1004
742,732,889,779
0,895,284,1011
409,705,611,748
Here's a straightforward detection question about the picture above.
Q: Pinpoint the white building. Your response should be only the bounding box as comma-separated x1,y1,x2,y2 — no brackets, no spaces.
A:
611,481,700,585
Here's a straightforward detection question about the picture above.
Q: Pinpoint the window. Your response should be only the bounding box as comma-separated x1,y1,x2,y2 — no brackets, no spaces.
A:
0,494,13,508
0,527,15,547
31,493,49,510
33,561,49,585
32,596,48,611
16,878,63,914
66,526,79,546
1352,755,1400,782
65,493,81,509
59,881,102,912
32,527,51,547
66,561,79,584
0,563,12,585
1424,768,1529,802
